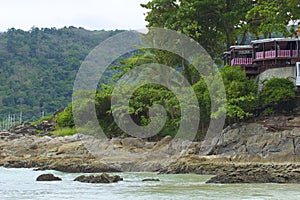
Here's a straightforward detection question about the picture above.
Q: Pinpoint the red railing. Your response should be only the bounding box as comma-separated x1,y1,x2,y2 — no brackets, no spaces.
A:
255,50,299,59
256,52,264,59
231,58,253,66
292,50,298,57
265,50,276,58
278,50,290,57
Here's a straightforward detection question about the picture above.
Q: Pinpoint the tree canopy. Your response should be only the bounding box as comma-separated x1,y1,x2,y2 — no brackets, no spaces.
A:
260,78,296,114
141,0,300,59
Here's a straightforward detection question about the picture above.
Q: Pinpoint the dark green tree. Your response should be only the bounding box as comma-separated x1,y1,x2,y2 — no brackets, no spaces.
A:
260,78,296,114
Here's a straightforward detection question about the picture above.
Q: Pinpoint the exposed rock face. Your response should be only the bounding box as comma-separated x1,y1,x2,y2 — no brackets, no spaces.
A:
8,120,55,135
2,116,300,181
36,174,62,181
0,132,198,172
205,118,300,161
206,163,300,184
74,173,123,183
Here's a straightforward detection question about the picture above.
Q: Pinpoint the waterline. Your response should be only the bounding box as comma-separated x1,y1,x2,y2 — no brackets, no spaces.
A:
1,167,300,200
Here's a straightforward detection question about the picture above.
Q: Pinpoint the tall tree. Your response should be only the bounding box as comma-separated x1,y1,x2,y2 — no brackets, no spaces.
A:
142,0,299,59
142,0,255,59
246,0,300,38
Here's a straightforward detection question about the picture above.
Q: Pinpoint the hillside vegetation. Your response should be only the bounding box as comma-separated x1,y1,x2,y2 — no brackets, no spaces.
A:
0,27,123,122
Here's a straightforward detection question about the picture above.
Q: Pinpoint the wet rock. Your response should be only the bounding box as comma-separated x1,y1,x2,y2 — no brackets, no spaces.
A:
142,178,160,182
206,164,300,184
74,173,123,183
36,174,62,181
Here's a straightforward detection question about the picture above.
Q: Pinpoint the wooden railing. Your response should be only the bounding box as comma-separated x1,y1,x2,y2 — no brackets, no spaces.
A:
256,52,264,59
255,50,299,59
292,50,298,57
278,50,290,57
231,58,253,66
265,50,276,58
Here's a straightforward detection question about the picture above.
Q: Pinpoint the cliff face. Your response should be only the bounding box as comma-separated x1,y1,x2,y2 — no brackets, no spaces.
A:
207,116,300,161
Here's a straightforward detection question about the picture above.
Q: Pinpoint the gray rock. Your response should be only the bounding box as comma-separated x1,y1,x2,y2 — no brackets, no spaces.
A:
121,137,145,148
110,137,122,146
36,174,62,181
74,173,123,183
206,165,300,184
142,178,160,182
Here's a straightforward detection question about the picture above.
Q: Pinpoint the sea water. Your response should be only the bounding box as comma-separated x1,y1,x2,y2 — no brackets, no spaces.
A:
1,167,300,200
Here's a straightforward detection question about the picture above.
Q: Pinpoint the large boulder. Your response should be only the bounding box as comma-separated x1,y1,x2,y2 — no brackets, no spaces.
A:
36,174,62,181
74,173,123,183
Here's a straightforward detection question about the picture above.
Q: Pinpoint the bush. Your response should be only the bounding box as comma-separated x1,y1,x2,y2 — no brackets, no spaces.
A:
51,127,77,136
31,115,54,125
260,78,296,114
55,103,74,127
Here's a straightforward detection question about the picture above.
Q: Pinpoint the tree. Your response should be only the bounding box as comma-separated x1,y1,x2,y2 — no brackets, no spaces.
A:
55,103,74,127
259,78,296,114
220,65,258,123
246,0,300,38
142,0,299,59
142,0,255,59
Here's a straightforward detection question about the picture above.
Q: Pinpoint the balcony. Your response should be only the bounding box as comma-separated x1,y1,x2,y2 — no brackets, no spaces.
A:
256,52,264,59
255,50,299,60
265,50,276,58
231,58,253,66
278,50,290,57
292,50,298,57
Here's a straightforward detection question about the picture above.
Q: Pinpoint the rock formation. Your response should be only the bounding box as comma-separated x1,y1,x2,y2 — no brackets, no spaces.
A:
36,174,62,181
74,173,123,183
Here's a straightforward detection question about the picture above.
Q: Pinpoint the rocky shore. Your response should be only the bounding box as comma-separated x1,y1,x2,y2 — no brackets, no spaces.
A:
1,116,300,183
0,127,201,172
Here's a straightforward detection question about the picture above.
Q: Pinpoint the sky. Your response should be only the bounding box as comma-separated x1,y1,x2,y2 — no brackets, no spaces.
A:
0,0,149,32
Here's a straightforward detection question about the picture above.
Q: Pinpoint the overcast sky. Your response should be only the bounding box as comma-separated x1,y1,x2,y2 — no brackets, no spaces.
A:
0,0,149,32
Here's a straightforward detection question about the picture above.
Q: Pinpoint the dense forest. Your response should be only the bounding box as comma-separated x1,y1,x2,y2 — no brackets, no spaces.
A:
0,27,123,122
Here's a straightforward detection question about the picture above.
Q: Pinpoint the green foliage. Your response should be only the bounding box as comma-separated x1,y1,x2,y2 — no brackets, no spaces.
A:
0,27,123,122
192,65,258,126
111,83,181,138
246,0,300,38
192,78,211,132
260,78,296,113
141,0,298,59
142,0,254,59
52,66,297,138
51,127,78,136
220,65,258,122
55,103,74,128
31,114,54,125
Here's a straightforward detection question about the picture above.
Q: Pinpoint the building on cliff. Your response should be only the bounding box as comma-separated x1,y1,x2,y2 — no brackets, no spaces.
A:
223,38,300,86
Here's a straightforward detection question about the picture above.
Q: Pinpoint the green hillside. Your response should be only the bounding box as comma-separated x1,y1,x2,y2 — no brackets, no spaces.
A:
0,27,123,122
